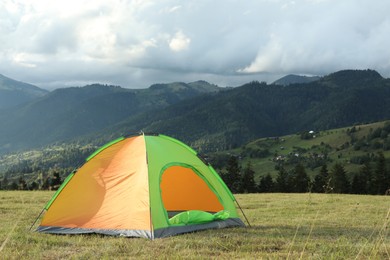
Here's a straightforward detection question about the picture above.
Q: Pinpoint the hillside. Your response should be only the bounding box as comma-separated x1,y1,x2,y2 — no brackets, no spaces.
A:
0,69,390,156
90,69,390,153
0,81,220,153
209,120,390,183
0,74,48,109
1,120,389,193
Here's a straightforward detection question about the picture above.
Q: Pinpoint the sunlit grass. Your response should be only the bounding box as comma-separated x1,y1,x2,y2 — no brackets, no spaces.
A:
0,191,389,259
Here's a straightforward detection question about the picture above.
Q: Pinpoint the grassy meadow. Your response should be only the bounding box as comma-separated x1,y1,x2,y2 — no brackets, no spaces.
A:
0,191,389,259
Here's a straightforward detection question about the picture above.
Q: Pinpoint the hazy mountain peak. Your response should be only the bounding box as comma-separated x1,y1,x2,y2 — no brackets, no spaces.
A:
272,74,320,86
0,74,47,92
0,74,48,109
149,81,220,93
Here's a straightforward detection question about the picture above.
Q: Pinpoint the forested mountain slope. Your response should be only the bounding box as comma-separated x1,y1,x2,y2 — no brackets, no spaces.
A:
90,69,390,152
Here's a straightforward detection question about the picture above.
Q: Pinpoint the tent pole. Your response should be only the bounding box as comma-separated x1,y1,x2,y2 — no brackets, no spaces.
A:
30,168,79,232
234,198,251,228
29,208,45,231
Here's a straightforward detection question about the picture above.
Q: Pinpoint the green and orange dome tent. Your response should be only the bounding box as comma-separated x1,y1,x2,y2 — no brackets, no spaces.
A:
34,133,246,239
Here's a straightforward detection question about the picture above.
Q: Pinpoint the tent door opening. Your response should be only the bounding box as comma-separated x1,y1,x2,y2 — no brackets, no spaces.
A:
160,165,224,220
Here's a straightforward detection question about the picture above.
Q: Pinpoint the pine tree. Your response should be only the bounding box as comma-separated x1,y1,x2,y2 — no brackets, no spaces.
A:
351,163,371,194
275,166,289,192
360,163,374,194
258,174,274,192
312,164,329,193
372,152,389,194
18,177,28,190
292,163,310,193
329,163,350,193
1,176,9,190
29,181,39,190
9,181,18,190
351,172,368,194
222,156,242,193
41,176,51,190
241,162,257,193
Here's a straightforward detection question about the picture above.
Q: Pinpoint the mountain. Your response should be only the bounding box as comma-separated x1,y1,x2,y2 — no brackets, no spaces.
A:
320,69,384,88
1,69,389,154
87,69,390,152
272,74,320,86
0,81,220,153
0,74,48,109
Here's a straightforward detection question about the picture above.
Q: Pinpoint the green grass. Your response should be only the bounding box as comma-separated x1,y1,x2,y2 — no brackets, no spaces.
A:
0,191,389,259
223,121,390,180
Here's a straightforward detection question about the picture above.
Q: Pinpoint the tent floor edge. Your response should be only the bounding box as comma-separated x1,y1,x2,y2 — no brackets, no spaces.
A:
153,218,245,238
36,218,244,239
36,226,153,239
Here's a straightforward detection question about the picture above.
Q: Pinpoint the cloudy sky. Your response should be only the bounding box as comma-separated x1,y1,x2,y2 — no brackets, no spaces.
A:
1,0,389,90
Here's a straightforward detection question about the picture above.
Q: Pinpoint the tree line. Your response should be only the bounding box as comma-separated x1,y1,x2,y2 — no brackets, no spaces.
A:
0,169,64,191
0,144,94,191
1,147,389,195
220,152,390,195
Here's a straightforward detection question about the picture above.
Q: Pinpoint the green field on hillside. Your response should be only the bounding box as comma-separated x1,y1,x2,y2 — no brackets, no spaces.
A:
214,121,390,181
0,191,388,259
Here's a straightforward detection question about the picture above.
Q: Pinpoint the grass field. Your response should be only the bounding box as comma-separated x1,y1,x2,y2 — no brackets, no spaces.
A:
0,191,388,259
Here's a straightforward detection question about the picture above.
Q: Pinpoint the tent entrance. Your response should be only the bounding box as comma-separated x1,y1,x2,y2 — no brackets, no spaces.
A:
160,165,224,219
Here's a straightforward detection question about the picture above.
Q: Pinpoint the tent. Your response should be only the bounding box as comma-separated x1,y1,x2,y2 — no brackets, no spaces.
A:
36,133,245,239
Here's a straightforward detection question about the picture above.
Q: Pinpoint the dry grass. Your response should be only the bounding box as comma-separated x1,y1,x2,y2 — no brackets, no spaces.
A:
0,191,389,259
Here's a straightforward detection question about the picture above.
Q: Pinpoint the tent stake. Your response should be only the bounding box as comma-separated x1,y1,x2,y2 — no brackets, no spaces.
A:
235,198,251,228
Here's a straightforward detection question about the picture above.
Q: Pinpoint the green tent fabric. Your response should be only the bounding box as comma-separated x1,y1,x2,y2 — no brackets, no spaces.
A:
168,210,230,225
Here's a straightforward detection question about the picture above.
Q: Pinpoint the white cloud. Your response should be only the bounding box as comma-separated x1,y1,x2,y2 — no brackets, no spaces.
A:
0,0,390,89
169,31,191,52
237,0,390,76
164,5,182,13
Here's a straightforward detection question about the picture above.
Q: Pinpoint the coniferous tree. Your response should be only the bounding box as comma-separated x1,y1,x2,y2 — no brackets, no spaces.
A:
372,152,389,194
222,156,242,193
351,162,372,194
351,172,368,194
18,177,28,190
9,181,18,190
241,162,257,193
275,166,289,192
42,176,51,190
29,181,39,190
329,163,350,193
360,163,374,194
258,174,274,192
292,163,309,193
1,176,9,190
312,164,329,193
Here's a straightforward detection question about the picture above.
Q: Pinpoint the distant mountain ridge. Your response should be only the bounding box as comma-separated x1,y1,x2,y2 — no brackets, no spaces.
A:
87,69,390,152
0,80,221,153
272,74,321,86
0,74,48,109
0,69,389,154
